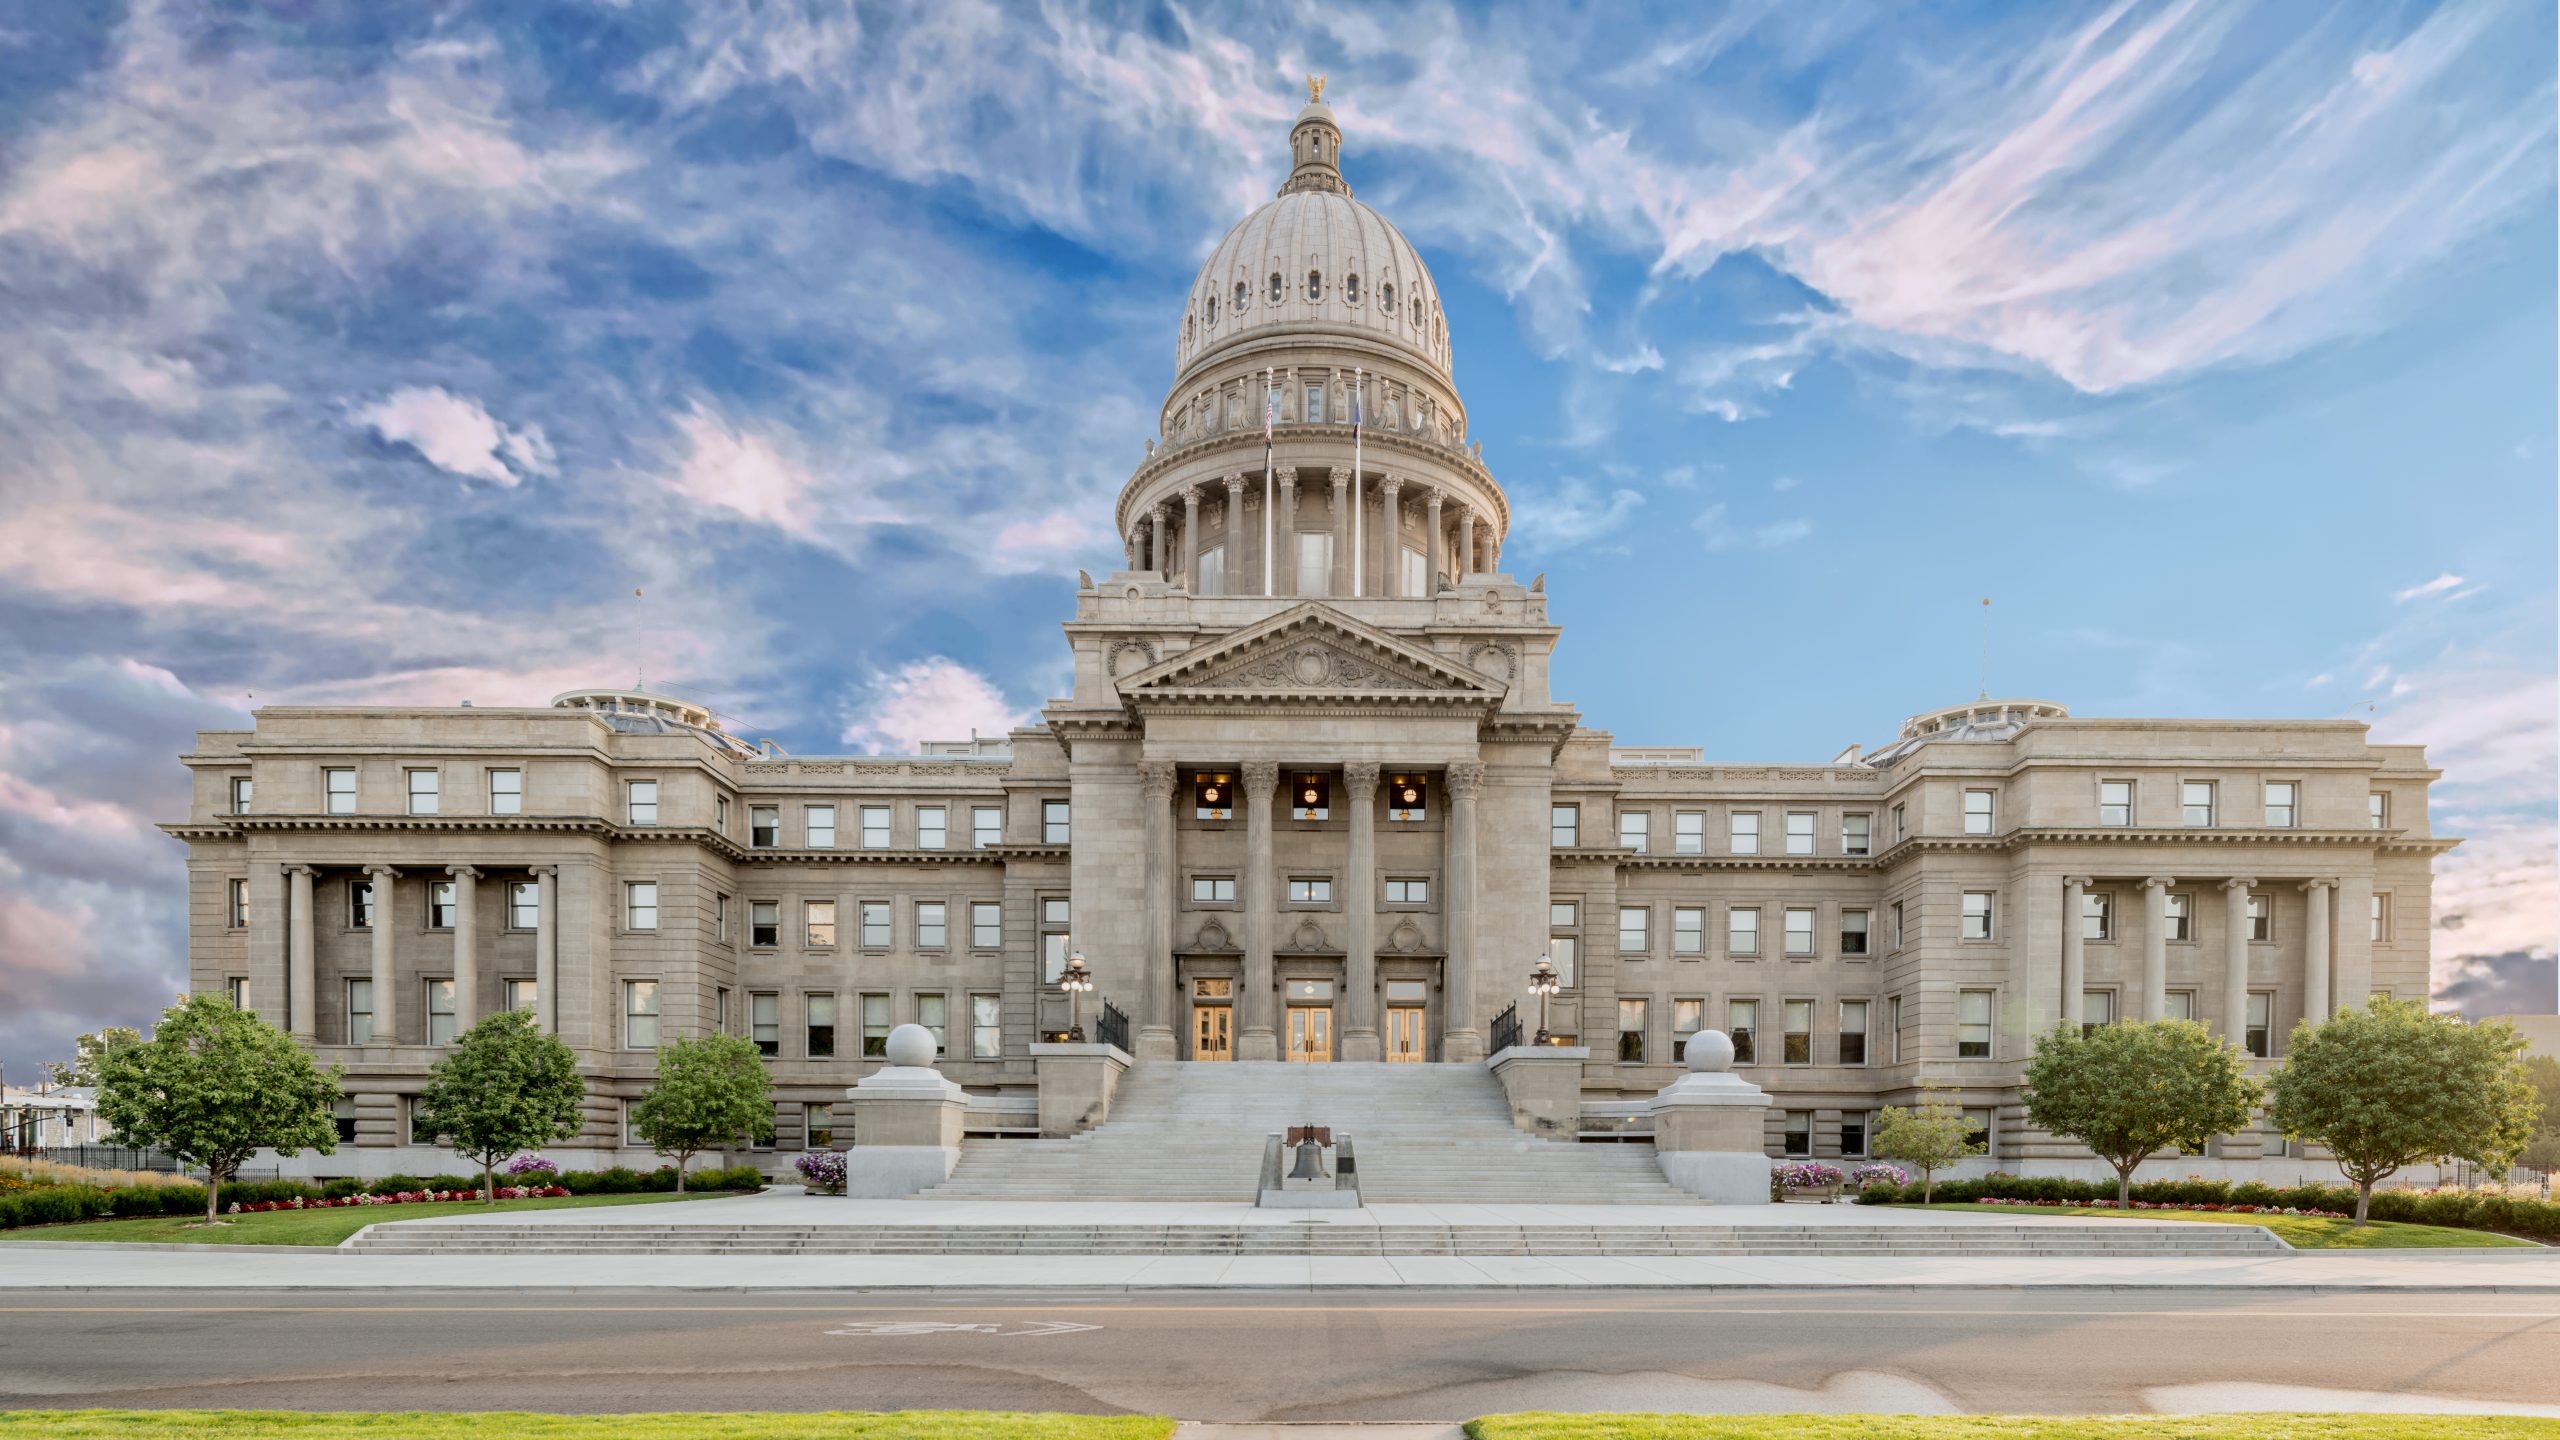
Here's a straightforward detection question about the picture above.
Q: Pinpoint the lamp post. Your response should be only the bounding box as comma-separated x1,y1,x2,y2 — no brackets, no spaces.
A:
1528,955,1560,1046
1060,949,1094,1043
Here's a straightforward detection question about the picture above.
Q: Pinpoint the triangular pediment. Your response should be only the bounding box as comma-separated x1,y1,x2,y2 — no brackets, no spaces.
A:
1120,604,1504,701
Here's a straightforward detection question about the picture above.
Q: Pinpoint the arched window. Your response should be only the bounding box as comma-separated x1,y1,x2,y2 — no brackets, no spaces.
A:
1206,295,1217,325
1382,282,1395,314
1306,269,1323,301
1410,298,1422,326
1185,316,1194,343
1345,273,1361,306
1269,272,1284,303
1233,281,1248,312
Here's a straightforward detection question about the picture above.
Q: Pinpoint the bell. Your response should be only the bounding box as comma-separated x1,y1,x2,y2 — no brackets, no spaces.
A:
1287,1136,1329,1182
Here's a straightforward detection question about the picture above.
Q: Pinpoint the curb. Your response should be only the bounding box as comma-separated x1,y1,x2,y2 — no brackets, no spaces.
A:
5,1281,2559,1294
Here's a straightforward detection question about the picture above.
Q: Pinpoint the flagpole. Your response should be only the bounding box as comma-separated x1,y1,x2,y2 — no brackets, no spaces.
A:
1351,366,1364,597
1262,367,1274,598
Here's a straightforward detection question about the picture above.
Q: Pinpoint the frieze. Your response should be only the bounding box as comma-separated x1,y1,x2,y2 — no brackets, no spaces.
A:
1195,642,1429,691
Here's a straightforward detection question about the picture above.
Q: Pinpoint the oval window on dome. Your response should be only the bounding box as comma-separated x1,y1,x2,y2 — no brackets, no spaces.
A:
1382,281,1395,314
1269,272,1284,303
1306,269,1322,301
1345,273,1361,306
1233,280,1248,312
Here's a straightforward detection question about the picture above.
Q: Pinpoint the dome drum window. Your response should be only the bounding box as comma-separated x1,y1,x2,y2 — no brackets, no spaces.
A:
1306,269,1323,301
1269,272,1284,303
1382,281,1395,314
1411,298,1423,326
1345,274,1361,306
1206,296,1217,324
1233,281,1248,312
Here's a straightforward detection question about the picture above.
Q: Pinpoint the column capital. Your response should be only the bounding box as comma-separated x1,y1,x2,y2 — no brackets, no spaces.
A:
1138,761,1178,801
2221,876,2258,892
528,864,559,879
1152,499,1174,522
2062,875,2092,890
1425,487,1445,510
1379,474,1403,496
1343,761,1381,795
285,863,319,878
446,864,482,882
365,863,400,880
1183,484,1205,506
1241,759,1279,791
1223,473,1245,497
2299,877,2336,894
2140,875,2175,892
1328,465,1350,488
1446,760,1486,799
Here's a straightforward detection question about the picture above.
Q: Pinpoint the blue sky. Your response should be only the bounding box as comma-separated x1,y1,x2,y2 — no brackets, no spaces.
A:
0,0,2551,1080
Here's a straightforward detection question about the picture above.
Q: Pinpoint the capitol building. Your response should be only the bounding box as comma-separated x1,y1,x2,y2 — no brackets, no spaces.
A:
166,92,2452,1187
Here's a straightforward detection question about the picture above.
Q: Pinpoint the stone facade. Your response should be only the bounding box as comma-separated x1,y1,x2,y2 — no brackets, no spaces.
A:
162,93,2454,1180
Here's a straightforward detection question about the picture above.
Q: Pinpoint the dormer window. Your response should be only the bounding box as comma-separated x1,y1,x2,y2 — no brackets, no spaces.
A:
1269,271,1284,303
1306,269,1322,301
1345,274,1361,306
1233,280,1247,311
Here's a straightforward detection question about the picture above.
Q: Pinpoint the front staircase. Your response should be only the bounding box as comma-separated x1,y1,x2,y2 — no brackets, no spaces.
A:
916,1060,1694,1204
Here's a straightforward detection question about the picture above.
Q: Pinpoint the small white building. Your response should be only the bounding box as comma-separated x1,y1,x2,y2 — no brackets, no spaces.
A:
1,1086,106,1151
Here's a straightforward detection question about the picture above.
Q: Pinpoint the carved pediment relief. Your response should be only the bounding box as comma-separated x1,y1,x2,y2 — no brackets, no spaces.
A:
1283,918,1331,952
1121,602,1502,700
1191,640,1430,691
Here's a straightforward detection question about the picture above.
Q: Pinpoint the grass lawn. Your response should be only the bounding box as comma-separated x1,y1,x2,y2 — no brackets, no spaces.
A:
1881,1203,2534,1249
0,1191,747,1247
1468,1417,2560,1439
0,1413,1172,1439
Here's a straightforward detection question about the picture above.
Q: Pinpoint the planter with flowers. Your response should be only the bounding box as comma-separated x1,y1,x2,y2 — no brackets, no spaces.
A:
1771,1161,1847,1203
1849,1162,1908,1195
794,1150,847,1197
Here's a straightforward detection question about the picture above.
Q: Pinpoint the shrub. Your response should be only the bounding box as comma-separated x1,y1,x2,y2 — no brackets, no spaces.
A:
699,1164,766,1191
5,1184,115,1227
564,1166,644,1194
368,1175,428,1197
423,1174,475,1193
640,1165,682,1192
321,1178,366,1200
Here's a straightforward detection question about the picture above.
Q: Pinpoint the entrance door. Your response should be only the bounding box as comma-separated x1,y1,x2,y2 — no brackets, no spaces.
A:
1386,1006,1427,1062
1193,1004,1232,1061
1286,1006,1333,1062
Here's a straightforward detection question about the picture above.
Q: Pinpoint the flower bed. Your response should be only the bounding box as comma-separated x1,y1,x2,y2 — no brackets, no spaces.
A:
1856,1172,2560,1238
230,1185,571,1213
1772,1161,1846,1202
1974,1196,2350,1219
504,1155,561,1179
1849,1163,1908,1189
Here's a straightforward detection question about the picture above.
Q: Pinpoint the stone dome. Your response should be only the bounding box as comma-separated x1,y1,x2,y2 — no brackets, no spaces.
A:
1173,95,1452,385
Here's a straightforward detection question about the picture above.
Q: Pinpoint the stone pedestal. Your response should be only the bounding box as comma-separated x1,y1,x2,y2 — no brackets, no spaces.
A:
1646,1030,1773,1204
1487,1044,1590,1137
1031,1041,1132,1137
842,1024,969,1197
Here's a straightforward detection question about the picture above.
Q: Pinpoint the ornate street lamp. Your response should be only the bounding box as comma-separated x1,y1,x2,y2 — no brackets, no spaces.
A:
1060,949,1094,1042
1528,955,1560,1046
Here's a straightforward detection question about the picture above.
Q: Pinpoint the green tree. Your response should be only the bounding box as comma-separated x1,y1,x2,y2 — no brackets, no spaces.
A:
2267,996,2541,1223
629,1033,773,1191
2520,1055,2560,1172
2021,1019,2263,1208
44,1026,142,1087
1872,1085,1984,1203
414,1008,587,1204
93,994,344,1223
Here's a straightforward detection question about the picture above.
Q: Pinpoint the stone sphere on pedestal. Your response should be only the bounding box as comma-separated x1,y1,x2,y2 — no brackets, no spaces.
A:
1685,1028,1735,1073
884,1023,937,1069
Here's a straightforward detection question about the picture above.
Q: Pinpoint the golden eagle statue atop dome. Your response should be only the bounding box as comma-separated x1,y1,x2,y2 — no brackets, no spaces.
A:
1306,73,1325,103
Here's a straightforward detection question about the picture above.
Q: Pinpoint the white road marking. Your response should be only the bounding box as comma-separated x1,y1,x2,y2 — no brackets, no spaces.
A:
823,1319,1101,1337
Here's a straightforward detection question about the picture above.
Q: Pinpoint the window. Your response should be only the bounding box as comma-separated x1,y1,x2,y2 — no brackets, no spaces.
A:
1549,902,1578,987
1196,546,1225,595
746,804,778,847
1385,877,1429,905
749,900,780,948
1964,1109,1994,1158
1961,789,1994,835
1345,273,1361,306
1192,876,1237,903
1891,803,1906,841
1841,1110,1870,1157
1729,811,1761,854
910,996,949,1056
488,769,521,815
627,780,659,826
1269,271,1284,303
806,900,837,948
227,976,251,1011
503,978,534,1014
346,978,374,1046
508,881,538,930
1783,907,1816,957
1041,898,1071,982
972,994,1002,1059
917,902,947,950
2083,891,2113,941
751,993,779,1056
1551,804,1579,848
625,980,659,1048
1729,906,1761,956
1728,999,1759,1064
2369,792,2389,829
843,993,888,1058
1783,1000,1813,1064
1840,908,1871,957
226,877,247,929
2181,781,2216,826
1889,901,1904,950
1961,891,1994,941
621,1102,643,1149
1618,811,1650,853
1042,799,1071,844
350,879,375,930
324,768,356,815
2263,781,2297,828
332,1097,358,1145
1400,546,1427,596
1842,813,1871,856
425,978,457,1045
626,882,658,931
1305,269,1322,302
1291,773,1330,820
805,805,836,849
1782,1110,1812,1156
229,775,253,814
2165,892,2193,941
806,993,835,1058
1296,531,1333,595
2164,990,2195,1022
2082,988,2114,1035
1618,906,1649,955
1839,1000,1869,1065
2371,893,2389,943
716,987,731,1034
1887,994,1903,1063
1304,382,1325,422
1673,906,1705,955
854,805,889,848
1957,989,1993,1058
428,881,456,929
1616,998,1647,1063
1672,999,1703,1061
805,1103,835,1149
716,795,730,833
1657,810,1699,856
1785,811,1816,855
971,901,1002,949
1385,775,1428,821
973,805,1003,849
1287,877,1332,903
2248,895,2272,942
2099,780,2133,826
1381,281,1395,313
2245,992,2273,1058
861,901,891,948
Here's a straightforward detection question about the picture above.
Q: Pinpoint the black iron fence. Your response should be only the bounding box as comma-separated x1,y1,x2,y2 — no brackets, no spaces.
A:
1097,1000,1131,1053
1489,1002,1521,1056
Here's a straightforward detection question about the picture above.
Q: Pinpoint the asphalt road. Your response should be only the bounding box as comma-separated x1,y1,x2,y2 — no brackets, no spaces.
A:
2,1290,2555,1421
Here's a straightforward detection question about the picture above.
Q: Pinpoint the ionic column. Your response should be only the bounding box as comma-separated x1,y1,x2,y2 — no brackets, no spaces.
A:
1181,485,1202,592
448,865,481,1035
1222,474,1246,596
287,864,317,1041
1340,763,1383,1061
1442,761,1487,1061
2060,875,2088,1030
2221,878,2255,1044
533,865,559,1035
1238,761,1280,1062
1136,761,1179,1059
1276,470,1299,596
2302,879,2334,1022
1378,476,1404,596
1328,466,1350,597
366,865,399,1045
1456,508,1477,580
1424,490,1444,595
2139,877,2172,1022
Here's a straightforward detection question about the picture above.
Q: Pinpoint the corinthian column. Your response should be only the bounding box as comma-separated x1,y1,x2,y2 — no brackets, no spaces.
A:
1328,466,1350,597
2139,877,2172,1022
2060,875,2088,1031
2302,879,2334,1022
1136,761,1179,1059
1276,470,1299,596
1223,474,1247,596
1181,485,1203,592
1378,475,1404,596
1442,761,1486,1061
448,865,481,1033
533,865,559,1035
1340,762,1383,1061
367,865,399,1045
1456,508,1477,580
1151,501,1173,575
2222,878,2255,1044
1424,490,1444,594
1238,761,1280,1062
287,864,317,1041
